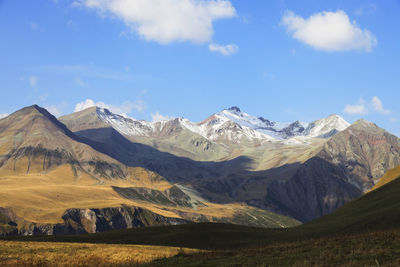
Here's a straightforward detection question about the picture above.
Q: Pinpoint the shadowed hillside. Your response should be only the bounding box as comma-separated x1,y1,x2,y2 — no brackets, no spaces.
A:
8,173,400,249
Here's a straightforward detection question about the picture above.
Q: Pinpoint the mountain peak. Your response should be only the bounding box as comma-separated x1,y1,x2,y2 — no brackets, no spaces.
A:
352,119,378,129
226,106,241,113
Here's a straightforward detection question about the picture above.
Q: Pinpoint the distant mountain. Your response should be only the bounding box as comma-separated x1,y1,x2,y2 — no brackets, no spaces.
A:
0,105,299,236
58,105,400,223
62,106,350,147
261,119,400,221
2,104,398,232
60,107,230,162
300,173,400,235
0,105,123,178
197,107,349,144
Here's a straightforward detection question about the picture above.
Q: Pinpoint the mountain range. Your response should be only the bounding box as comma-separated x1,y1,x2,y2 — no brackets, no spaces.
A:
1,104,400,235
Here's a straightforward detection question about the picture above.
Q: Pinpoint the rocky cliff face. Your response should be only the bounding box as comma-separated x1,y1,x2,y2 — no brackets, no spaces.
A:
58,206,188,234
265,157,361,222
318,120,400,192
0,206,188,236
251,120,400,222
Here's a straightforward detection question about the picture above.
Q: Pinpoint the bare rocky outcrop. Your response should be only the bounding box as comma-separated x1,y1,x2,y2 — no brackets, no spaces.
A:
0,206,188,236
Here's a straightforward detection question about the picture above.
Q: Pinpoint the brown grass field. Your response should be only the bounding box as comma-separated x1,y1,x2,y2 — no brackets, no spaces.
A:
147,229,400,266
0,165,243,224
0,240,198,266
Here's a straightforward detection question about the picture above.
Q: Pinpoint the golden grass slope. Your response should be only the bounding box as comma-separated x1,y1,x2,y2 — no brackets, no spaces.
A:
0,165,184,224
0,164,298,227
0,240,198,266
371,165,400,191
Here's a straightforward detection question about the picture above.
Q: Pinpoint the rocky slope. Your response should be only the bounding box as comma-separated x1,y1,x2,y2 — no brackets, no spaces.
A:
58,106,400,223
252,120,400,222
185,119,400,222
0,105,301,235
60,107,230,162
197,107,350,143
0,206,188,236
0,105,125,180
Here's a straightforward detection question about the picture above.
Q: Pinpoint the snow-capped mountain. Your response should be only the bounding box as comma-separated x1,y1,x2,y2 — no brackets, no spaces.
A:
94,106,349,144
96,107,204,139
304,114,350,138
197,107,349,143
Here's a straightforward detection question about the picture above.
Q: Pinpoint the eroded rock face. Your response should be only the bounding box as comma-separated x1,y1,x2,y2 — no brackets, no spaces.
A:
0,206,188,236
318,120,400,192
261,121,400,222
265,157,361,222
60,206,188,234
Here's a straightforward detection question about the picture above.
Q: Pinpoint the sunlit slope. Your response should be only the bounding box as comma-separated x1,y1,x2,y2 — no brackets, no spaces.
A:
371,165,400,191
0,106,299,232
0,241,199,266
15,176,400,250
0,105,125,179
59,107,231,162
0,165,299,230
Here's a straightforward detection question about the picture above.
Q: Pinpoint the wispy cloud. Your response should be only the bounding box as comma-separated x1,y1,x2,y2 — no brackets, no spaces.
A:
40,64,132,81
282,10,377,52
45,102,68,117
29,75,38,88
355,3,377,16
344,98,368,115
73,0,236,44
74,77,86,87
0,113,9,119
74,98,146,117
208,43,239,56
371,96,390,115
344,96,390,116
151,111,172,122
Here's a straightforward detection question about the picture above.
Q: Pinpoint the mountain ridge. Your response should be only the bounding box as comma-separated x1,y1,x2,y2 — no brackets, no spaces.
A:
61,106,351,146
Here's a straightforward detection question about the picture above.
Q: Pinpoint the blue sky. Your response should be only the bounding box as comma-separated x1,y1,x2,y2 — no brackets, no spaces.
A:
1,0,400,135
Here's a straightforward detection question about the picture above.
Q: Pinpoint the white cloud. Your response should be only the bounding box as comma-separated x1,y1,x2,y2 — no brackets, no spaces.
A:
355,3,377,16
344,96,390,116
208,43,238,55
344,98,368,115
151,112,171,122
73,0,236,44
371,96,390,115
45,102,68,117
29,75,38,88
74,77,86,87
74,98,146,116
282,10,377,52
0,113,9,119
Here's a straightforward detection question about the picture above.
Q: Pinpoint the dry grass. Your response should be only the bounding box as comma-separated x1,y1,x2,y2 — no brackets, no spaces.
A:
0,164,270,225
149,229,400,266
0,240,198,266
371,165,400,191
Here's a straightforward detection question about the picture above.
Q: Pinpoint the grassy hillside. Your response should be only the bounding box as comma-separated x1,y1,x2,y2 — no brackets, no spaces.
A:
147,229,400,266
371,165,400,191
0,240,198,266
7,173,400,250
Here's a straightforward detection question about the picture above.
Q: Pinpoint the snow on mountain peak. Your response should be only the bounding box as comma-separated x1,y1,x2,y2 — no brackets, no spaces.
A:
96,107,154,136
304,114,350,138
92,106,350,144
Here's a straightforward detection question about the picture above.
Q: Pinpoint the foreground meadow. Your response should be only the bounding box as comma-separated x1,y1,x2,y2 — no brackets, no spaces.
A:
0,241,197,266
147,229,400,266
